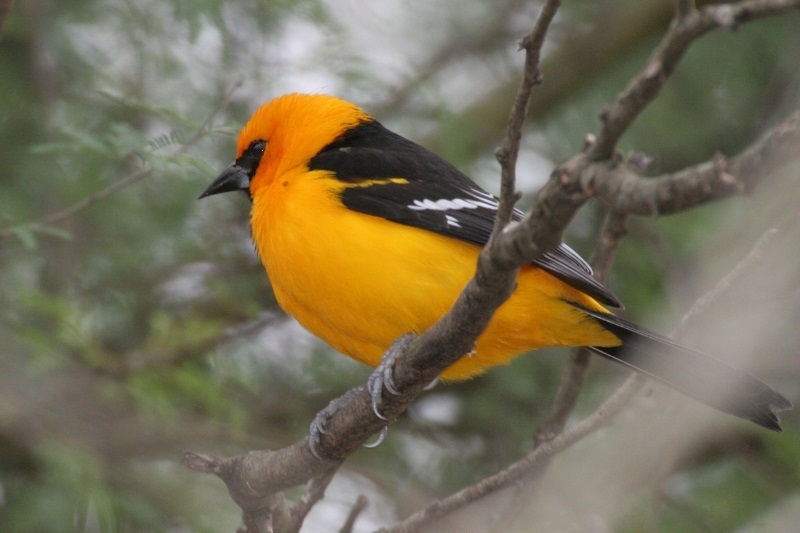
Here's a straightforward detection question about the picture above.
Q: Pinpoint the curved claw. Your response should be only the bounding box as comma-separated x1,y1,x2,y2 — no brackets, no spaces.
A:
367,368,394,420
423,376,440,391
363,427,389,449
308,389,359,460
308,411,330,460
367,333,417,420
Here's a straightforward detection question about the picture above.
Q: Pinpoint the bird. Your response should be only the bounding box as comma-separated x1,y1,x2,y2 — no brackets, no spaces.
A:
200,92,790,432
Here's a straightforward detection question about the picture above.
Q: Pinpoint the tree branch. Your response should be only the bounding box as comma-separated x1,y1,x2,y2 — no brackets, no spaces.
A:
587,108,800,215
339,495,369,533
589,0,800,160
493,0,561,231
378,220,780,533
534,210,630,443
183,3,565,531
183,2,800,532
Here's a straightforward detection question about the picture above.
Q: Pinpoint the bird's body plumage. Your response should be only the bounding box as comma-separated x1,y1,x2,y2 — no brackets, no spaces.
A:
201,93,790,428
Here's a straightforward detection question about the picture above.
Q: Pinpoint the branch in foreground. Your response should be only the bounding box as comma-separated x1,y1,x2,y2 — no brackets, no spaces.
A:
182,4,566,532
380,221,781,533
376,373,647,533
182,3,800,531
493,0,561,231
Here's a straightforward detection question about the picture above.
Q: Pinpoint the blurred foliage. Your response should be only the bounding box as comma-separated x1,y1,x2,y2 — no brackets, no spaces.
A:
1,0,799,532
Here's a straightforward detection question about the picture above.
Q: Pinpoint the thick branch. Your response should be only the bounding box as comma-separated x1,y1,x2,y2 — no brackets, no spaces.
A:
379,221,780,533
184,2,800,532
183,4,565,531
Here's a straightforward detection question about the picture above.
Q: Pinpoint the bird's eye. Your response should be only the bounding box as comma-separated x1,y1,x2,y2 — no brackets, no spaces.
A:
250,140,266,157
238,140,267,176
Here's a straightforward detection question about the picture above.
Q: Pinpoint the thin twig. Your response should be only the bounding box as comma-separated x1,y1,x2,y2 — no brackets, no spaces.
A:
588,210,631,282
589,0,800,160
493,0,561,234
339,495,369,533
673,227,778,338
287,469,338,533
534,211,630,443
375,373,645,533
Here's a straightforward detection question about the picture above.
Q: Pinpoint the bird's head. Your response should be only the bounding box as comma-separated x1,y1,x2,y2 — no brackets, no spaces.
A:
199,93,371,200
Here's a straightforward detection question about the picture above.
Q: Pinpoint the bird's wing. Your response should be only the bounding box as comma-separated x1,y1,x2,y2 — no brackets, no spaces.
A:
308,123,622,307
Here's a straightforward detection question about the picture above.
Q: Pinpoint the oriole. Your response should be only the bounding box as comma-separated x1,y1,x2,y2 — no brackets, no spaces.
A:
200,93,790,430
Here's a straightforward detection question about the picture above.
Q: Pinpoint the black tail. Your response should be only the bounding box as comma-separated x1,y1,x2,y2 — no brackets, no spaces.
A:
579,306,792,431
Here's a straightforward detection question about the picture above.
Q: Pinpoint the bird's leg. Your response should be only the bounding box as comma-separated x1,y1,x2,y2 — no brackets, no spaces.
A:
367,333,418,420
310,333,419,458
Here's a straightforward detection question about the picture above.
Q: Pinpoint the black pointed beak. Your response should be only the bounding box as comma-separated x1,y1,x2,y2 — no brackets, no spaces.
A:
198,164,251,199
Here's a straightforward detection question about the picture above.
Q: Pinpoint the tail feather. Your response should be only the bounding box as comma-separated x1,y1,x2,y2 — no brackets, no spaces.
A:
579,306,792,431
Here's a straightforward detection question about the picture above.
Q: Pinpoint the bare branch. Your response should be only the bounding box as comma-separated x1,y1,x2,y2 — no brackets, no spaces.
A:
590,0,800,160
587,210,631,280
182,450,339,533
339,495,369,533
534,211,630,443
493,0,561,232
376,373,646,533
672,226,779,338
588,108,800,215
288,469,337,533
378,218,781,533
184,2,799,531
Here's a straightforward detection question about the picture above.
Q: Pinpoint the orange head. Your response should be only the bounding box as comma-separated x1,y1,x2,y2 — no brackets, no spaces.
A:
199,93,371,199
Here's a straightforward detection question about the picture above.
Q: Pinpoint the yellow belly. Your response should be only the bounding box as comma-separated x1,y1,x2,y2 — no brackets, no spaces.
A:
251,169,619,380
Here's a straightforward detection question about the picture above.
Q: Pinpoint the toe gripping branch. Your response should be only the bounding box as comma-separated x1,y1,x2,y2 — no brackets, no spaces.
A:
308,334,420,460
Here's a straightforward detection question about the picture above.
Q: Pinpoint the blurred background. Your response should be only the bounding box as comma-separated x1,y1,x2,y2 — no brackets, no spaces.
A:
1,0,799,531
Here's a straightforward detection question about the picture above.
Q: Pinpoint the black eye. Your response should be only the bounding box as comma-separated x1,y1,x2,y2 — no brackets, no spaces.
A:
237,140,267,176
250,140,266,157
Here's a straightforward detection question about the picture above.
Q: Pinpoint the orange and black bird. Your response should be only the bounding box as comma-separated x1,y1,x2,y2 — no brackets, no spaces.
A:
200,93,790,431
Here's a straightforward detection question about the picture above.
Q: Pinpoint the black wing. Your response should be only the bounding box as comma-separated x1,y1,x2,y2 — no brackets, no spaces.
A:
309,120,622,308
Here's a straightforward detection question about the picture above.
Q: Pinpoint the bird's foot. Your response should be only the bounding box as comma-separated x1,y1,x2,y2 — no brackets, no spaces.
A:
310,333,419,458
308,388,360,460
367,333,417,421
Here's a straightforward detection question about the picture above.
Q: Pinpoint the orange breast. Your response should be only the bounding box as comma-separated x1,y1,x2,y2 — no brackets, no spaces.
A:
250,167,619,381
